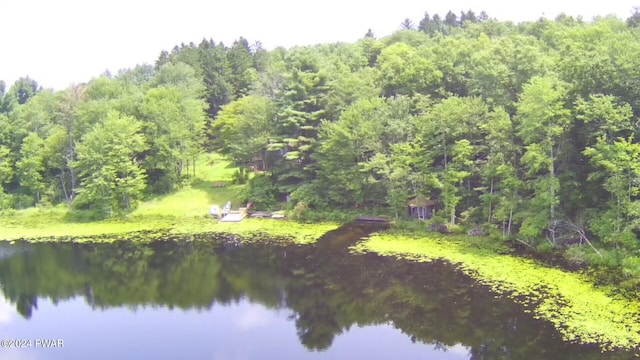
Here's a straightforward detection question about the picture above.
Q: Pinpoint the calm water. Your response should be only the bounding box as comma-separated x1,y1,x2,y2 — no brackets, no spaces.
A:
0,224,636,360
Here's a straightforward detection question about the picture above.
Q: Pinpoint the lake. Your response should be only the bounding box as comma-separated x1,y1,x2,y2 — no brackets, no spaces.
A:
0,224,636,359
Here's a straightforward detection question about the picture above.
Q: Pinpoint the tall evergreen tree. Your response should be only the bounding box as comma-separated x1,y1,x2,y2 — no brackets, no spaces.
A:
400,18,415,30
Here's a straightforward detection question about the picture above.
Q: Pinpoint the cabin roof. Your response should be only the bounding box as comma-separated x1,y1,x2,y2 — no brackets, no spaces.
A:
408,195,436,207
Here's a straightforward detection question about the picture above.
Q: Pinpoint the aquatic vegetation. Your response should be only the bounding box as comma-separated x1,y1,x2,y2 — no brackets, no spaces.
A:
4,206,640,352
4,238,628,358
0,211,339,245
168,217,340,244
351,233,640,352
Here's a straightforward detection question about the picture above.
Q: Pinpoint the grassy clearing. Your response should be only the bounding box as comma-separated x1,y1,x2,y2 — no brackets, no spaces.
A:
0,153,338,244
132,153,243,217
352,233,640,352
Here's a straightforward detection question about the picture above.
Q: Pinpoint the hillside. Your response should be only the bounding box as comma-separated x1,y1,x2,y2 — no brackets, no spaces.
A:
3,11,640,286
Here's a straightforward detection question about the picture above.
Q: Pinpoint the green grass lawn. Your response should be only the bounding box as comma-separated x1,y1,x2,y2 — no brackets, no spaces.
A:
0,152,340,243
132,153,244,217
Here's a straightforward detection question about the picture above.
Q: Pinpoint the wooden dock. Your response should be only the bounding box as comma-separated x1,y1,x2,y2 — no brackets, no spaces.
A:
220,206,249,222
220,212,247,222
249,211,272,218
355,216,391,223
248,211,287,219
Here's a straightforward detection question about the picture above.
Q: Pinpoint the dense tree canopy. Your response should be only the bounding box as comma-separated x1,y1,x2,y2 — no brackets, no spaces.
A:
0,63,207,213
5,9,640,279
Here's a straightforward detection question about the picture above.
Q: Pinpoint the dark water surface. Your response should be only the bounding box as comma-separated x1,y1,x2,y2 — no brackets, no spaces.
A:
0,224,636,359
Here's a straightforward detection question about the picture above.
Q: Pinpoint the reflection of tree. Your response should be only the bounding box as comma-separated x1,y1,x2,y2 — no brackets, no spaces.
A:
16,294,37,319
283,265,344,351
0,234,631,359
296,306,341,351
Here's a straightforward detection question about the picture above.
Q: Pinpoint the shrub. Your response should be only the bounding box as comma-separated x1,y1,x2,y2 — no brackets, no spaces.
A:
429,222,450,234
36,195,54,209
535,241,554,254
467,226,485,236
0,192,13,210
292,201,309,220
289,204,356,223
564,245,590,266
64,209,105,222
621,256,640,279
12,194,35,209
459,206,483,225
447,223,465,234
393,219,428,233
244,174,277,210
289,182,328,209
231,169,247,185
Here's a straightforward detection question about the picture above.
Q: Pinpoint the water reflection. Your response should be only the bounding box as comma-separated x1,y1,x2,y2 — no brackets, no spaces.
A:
0,229,636,359
0,293,14,324
234,305,275,331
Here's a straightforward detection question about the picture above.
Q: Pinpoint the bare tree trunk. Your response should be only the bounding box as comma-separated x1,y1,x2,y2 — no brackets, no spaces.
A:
549,145,555,222
516,238,535,249
507,206,513,236
488,177,494,223
60,172,70,206
239,166,245,184
69,164,77,202
67,133,77,202
444,138,448,218
502,219,507,239
568,219,603,258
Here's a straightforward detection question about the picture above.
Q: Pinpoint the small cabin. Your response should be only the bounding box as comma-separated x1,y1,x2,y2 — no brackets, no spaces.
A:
251,156,265,172
407,196,436,220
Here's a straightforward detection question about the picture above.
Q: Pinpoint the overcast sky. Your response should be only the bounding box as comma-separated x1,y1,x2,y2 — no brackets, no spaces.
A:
1,0,638,90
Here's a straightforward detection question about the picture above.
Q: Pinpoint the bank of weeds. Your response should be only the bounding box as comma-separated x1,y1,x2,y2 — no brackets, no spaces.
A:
0,209,337,245
351,231,640,352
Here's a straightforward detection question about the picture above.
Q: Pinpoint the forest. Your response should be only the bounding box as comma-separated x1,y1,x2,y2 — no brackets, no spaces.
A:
4,10,640,283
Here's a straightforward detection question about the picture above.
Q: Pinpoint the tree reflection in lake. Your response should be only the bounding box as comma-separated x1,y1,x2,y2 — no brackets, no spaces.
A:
0,228,636,359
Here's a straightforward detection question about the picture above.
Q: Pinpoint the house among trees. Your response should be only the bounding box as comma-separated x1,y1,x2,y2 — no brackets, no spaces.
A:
251,155,265,172
408,196,436,220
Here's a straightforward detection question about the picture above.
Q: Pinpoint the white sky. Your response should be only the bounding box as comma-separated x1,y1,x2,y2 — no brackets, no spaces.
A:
1,0,638,90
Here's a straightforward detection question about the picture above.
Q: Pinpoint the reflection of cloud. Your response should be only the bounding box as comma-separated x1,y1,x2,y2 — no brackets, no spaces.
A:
213,350,250,360
234,306,272,331
448,343,470,356
1,349,38,360
0,295,14,324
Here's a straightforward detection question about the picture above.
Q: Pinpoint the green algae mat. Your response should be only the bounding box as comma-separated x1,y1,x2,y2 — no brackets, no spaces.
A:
352,233,640,352
0,215,339,245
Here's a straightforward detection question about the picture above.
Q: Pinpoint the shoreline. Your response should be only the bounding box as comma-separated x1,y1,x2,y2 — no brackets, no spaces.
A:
1,211,639,352
352,233,640,352
0,211,340,245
